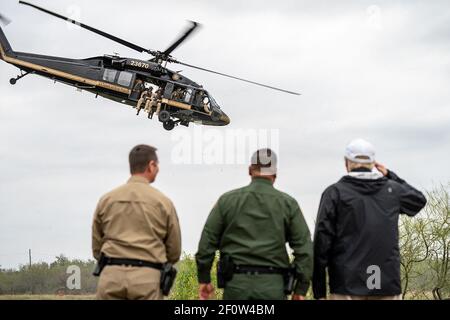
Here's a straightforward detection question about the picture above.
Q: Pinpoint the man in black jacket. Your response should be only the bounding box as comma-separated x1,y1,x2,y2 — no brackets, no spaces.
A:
313,139,427,300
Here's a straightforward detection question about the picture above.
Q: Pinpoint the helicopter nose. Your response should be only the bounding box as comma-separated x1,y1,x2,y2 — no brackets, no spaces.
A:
220,112,231,125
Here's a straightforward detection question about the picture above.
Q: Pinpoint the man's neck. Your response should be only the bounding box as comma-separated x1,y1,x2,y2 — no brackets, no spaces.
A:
131,173,151,183
349,167,372,173
251,175,275,184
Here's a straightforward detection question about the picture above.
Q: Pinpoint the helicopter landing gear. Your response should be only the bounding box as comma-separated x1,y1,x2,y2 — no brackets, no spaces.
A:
163,120,176,131
158,110,177,130
158,110,171,123
10,71,31,85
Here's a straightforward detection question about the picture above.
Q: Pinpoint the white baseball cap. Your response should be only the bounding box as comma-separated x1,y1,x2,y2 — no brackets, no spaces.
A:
250,148,277,175
345,139,376,164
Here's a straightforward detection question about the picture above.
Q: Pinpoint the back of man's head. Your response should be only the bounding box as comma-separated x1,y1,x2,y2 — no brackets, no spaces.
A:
129,144,158,174
345,139,376,171
250,148,278,176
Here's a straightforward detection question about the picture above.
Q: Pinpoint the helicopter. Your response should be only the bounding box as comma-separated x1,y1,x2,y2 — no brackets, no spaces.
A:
0,1,300,131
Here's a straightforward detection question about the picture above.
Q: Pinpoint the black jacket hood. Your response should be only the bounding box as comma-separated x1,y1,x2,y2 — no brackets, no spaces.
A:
340,175,388,195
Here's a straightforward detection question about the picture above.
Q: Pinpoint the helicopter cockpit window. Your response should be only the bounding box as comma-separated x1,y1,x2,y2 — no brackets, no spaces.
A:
208,94,220,109
102,69,117,83
117,71,133,87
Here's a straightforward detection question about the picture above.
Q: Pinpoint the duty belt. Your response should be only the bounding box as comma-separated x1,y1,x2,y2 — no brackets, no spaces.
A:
105,257,163,270
234,265,288,275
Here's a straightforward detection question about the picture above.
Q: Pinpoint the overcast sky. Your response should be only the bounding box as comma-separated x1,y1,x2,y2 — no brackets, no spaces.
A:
0,0,449,270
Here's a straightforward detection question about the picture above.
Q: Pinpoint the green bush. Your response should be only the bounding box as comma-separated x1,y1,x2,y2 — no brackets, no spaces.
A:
169,253,223,300
0,255,97,295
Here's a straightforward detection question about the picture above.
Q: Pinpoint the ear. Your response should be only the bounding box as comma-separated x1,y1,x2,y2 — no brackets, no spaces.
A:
147,160,155,173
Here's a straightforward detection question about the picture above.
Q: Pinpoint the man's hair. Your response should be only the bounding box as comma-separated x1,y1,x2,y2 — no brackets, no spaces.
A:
129,145,158,174
346,156,374,171
250,148,277,175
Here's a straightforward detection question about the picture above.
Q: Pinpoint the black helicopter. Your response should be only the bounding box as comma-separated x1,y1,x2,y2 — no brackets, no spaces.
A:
0,2,300,131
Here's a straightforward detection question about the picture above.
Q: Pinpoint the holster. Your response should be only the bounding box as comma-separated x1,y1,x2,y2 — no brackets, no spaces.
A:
160,263,177,296
93,253,107,277
283,267,297,295
217,254,235,289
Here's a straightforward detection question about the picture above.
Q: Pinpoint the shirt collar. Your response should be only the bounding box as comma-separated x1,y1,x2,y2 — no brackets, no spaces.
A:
127,175,150,184
347,171,384,180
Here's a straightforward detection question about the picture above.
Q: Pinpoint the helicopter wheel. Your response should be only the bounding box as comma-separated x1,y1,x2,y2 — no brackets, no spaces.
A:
163,120,176,131
9,78,17,85
159,110,171,123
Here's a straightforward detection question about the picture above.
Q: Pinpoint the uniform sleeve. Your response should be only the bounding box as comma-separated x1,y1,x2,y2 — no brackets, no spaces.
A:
165,202,182,264
387,171,427,216
195,199,225,284
313,186,339,299
287,201,314,296
92,198,105,261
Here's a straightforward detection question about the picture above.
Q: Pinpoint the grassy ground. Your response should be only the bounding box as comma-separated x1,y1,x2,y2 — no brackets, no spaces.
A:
0,294,438,300
0,295,96,300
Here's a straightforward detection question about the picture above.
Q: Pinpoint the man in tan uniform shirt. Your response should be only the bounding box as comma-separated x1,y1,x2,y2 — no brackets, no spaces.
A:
92,144,181,300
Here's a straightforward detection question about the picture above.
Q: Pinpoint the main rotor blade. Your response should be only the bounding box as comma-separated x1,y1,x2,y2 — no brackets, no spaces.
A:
19,1,154,55
162,21,200,57
0,13,12,26
175,61,301,96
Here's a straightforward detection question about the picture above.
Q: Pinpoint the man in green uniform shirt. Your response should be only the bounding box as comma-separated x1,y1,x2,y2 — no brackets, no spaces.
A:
196,148,313,300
